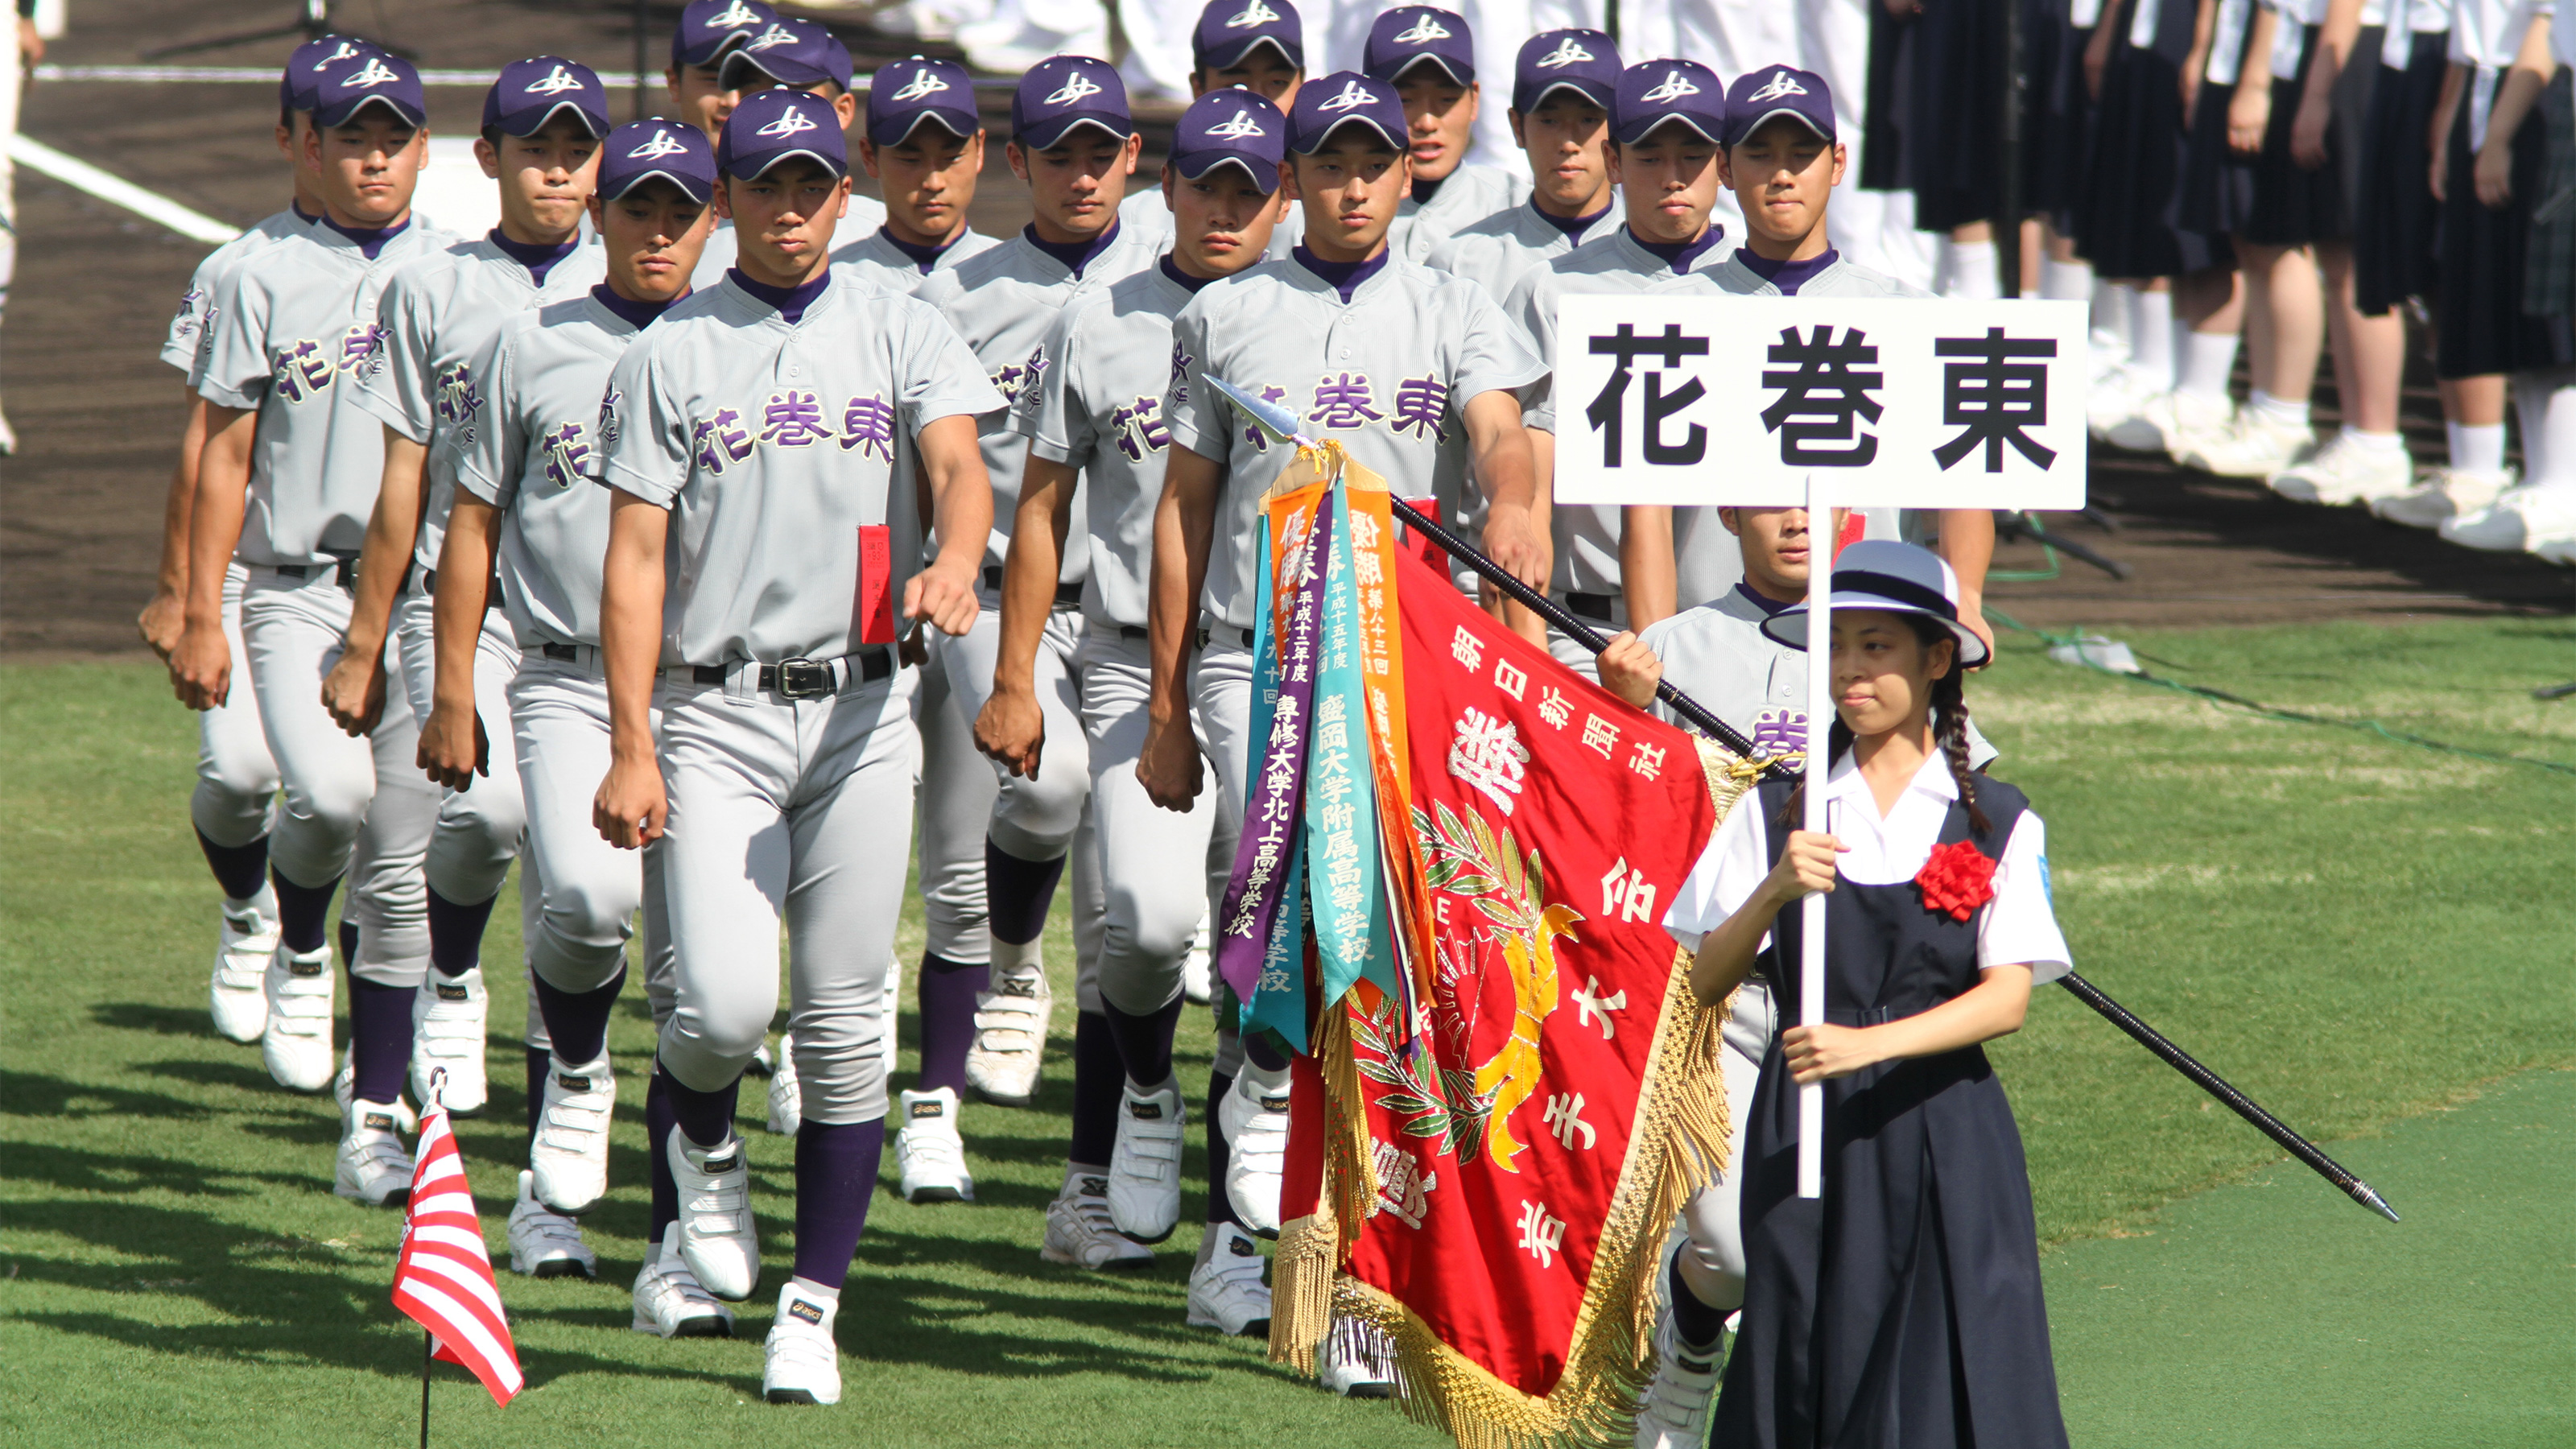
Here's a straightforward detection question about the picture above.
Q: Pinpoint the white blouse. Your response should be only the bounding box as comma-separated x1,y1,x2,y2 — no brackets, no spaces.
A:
1662,753,2074,985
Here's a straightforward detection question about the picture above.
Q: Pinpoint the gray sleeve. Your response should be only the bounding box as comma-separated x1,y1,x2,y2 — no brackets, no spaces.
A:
898,304,1011,432
161,250,228,374
598,341,687,508
1022,307,1094,466
1159,303,1227,460
1450,279,1548,406
452,331,523,511
353,263,440,443
1505,270,1559,433
194,267,273,412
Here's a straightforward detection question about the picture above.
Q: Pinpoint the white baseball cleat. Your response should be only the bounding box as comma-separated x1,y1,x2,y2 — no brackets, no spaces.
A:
530,1051,616,1215
262,943,337,1092
632,1222,734,1338
1040,1174,1155,1269
763,1281,844,1406
964,966,1052,1107
2372,466,2513,527
1219,1070,1290,1238
765,1031,801,1136
1318,1317,1397,1397
1187,1223,1273,1336
667,1129,760,1301
1183,914,1215,1005
331,1049,418,1133
410,967,490,1117
507,1169,598,1278
208,897,279,1042
334,1100,415,1208
894,1087,976,1203
1633,1294,1725,1449
2440,485,2576,552
2268,435,2414,504
1108,1079,1186,1243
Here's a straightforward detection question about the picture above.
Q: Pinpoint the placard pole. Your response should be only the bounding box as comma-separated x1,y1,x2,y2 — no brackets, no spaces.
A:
1798,474,1831,1200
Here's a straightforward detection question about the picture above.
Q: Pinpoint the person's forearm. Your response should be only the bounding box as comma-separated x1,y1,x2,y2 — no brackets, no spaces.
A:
1146,452,1220,723
2431,63,2465,155
157,391,208,597
2480,22,2557,162
343,429,429,657
186,407,257,628
1852,967,2033,1063
992,462,1068,692
599,493,667,763
924,456,997,588
431,497,498,715
1620,504,1678,629
2238,10,2278,97
1938,508,1994,601
1686,880,1792,1008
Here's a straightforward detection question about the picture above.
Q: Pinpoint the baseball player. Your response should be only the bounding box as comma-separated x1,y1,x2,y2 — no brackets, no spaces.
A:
830,56,1001,291
592,89,1000,1405
906,57,1162,1199
322,58,611,1125
1360,6,1534,261
143,35,357,1048
664,0,775,138
1421,30,1624,303
984,86,1291,1328
1141,68,1545,1392
1116,0,1309,249
169,50,452,1206
431,118,720,1302
671,8,885,289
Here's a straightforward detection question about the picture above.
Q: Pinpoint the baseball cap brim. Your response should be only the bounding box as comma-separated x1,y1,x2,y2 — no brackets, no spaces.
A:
493,97,612,138
1199,35,1302,72
1727,106,1834,147
1018,113,1134,151
316,93,427,130
721,51,833,89
1385,52,1471,86
1518,76,1613,113
730,147,847,180
605,167,716,204
868,106,979,147
1291,114,1407,155
1171,149,1282,193
1614,111,1724,146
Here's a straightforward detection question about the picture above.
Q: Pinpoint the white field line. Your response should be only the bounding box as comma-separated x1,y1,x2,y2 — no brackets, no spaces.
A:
8,134,243,245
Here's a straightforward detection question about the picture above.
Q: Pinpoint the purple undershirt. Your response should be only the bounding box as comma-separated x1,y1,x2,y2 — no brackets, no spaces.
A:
1532,197,1612,241
727,266,831,325
590,283,683,330
1736,582,1796,616
292,202,320,225
1022,219,1121,278
1735,247,1840,296
488,228,582,287
1292,243,1389,303
1629,225,1726,276
320,214,411,261
1158,254,1217,295
1411,172,1447,206
881,226,959,275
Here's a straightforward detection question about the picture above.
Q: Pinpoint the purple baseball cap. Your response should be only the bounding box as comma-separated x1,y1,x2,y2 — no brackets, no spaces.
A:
1612,60,1725,145
599,118,720,204
485,57,613,138
1513,30,1618,113
720,17,852,92
1171,88,1286,192
867,56,980,145
717,88,849,178
313,51,427,130
1363,6,1473,85
1723,64,1836,146
1192,0,1302,72
1011,56,1133,150
281,35,378,114
1287,72,1406,154
671,0,778,68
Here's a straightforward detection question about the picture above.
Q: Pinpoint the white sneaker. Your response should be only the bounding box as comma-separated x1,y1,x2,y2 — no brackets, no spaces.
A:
667,1129,759,1301
1108,1079,1186,1243
2269,435,2415,504
632,1222,734,1338
762,1281,843,1406
334,1100,415,1207
530,1051,616,1215
2085,364,2152,441
1633,1296,1725,1449
1040,1174,1155,1269
2440,485,2576,552
1318,1316,1397,1397
410,967,489,1117
331,1048,417,1133
765,1031,801,1136
208,897,278,1042
2372,466,2513,527
1219,1070,1289,1237
964,966,1051,1107
2180,413,2316,480
2104,388,2233,458
507,1169,598,1278
1187,1223,1273,1336
1183,914,1214,1005
262,943,336,1092
894,1087,976,1203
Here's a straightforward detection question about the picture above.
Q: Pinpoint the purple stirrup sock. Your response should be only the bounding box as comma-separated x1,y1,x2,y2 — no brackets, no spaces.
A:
347,976,414,1104
338,918,358,967
1244,1032,1290,1074
1068,1011,1123,1166
984,838,1066,945
791,1119,887,1290
1669,1251,1731,1348
271,869,341,954
657,1062,740,1149
1204,1067,1241,1227
196,828,270,902
915,953,983,1094
1102,996,1183,1090
646,1068,680,1243
532,967,625,1065
525,1047,549,1149
426,886,497,977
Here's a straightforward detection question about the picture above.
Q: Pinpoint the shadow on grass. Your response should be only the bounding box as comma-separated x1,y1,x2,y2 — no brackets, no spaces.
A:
88,1001,222,1038
0,1138,308,1198
4,1067,218,1121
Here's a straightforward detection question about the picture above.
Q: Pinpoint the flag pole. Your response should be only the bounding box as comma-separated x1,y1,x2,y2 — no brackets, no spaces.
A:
1796,474,1831,1199
419,1327,432,1449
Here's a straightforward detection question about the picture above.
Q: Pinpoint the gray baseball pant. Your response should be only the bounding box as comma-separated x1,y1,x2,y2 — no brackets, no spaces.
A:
394,587,526,904
1076,629,1219,1016
191,561,281,850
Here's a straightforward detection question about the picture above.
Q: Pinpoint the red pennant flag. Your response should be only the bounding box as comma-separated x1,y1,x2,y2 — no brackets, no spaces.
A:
392,1107,523,1406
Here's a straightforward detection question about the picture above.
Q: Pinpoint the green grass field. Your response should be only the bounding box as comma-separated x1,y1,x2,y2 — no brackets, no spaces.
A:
5,617,2573,1446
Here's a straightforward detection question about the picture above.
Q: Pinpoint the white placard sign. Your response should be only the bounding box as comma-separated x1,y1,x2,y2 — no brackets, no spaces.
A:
1550,296,2089,510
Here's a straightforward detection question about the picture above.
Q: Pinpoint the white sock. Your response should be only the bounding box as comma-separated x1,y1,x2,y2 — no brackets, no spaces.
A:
2338,424,2406,454
2093,279,2136,352
1941,240,2001,300
786,1276,841,1303
1063,1162,1108,1197
2130,287,2175,386
2248,390,2310,428
2454,422,2508,474
989,935,1043,979
2515,370,2576,487
2042,256,2093,302
1236,1057,1292,1096
2539,377,2576,488
229,881,279,915
2178,330,2241,401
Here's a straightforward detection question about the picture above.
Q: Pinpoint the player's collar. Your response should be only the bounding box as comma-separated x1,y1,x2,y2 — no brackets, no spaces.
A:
1020,219,1125,279
1290,243,1392,303
1623,224,1728,276
723,265,839,327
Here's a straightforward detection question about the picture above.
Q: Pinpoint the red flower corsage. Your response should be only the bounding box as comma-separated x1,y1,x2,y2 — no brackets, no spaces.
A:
1915,840,1998,922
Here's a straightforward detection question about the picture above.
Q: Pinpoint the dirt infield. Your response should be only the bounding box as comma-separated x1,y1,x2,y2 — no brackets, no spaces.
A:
4,0,2568,655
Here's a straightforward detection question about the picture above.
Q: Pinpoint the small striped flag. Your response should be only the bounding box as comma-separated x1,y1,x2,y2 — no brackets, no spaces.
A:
392,1104,523,1406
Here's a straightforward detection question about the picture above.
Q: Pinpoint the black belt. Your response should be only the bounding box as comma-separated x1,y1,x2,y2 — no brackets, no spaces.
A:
1195,622,1257,649
690,650,893,699
1563,591,1617,624
983,565,1083,608
539,643,580,662
421,568,505,610
1118,625,1149,642
270,556,359,588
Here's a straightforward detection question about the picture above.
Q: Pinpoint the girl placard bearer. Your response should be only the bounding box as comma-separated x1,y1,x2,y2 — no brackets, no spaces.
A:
1662,540,2073,1449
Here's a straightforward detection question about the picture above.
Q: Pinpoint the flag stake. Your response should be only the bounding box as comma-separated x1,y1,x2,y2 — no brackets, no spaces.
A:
1796,473,1830,1199
419,1327,431,1449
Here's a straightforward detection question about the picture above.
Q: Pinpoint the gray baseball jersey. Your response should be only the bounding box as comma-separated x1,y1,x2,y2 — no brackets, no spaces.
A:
1163,252,1546,628
690,192,890,290
164,208,312,377
453,292,651,650
196,219,459,566
1393,161,1528,262
827,224,1001,295
1012,261,1200,630
354,236,609,576
1709,250,1933,299
913,223,1162,576
1421,195,1622,303
601,271,1004,665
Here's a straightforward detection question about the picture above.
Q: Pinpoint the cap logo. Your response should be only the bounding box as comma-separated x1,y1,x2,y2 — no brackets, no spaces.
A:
1225,0,1282,26
313,40,363,69
1316,78,1378,113
1042,69,1103,107
1205,108,1268,139
1392,14,1453,43
1534,37,1594,68
1639,68,1701,103
890,68,952,102
745,23,797,51
343,56,402,91
629,126,690,159
755,105,819,138
1744,70,1807,104
706,0,763,29
525,64,587,96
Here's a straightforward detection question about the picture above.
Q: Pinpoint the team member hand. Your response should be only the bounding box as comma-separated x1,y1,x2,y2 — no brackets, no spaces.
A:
1763,828,1843,908
1596,631,1662,710
1959,596,1994,667
1781,1022,1879,1084
904,559,980,638
593,755,667,849
418,702,489,792
898,621,929,669
1137,712,1205,813
320,647,386,737
168,620,233,712
138,592,187,662
2289,93,2333,170
2473,142,2514,208
2227,88,2270,155
975,683,1046,779
1480,503,1550,594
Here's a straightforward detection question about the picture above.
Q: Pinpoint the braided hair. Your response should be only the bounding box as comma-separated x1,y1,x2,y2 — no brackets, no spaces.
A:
1775,614,1988,834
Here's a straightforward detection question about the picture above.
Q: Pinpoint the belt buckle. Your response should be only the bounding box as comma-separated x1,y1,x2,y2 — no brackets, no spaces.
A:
774,658,832,700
